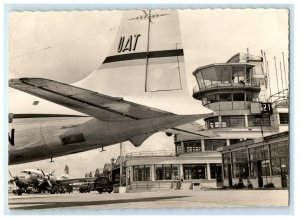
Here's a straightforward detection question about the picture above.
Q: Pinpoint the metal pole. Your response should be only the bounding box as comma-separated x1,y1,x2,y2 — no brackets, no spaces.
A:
274,57,280,94
120,142,123,186
279,62,284,91
282,52,288,89
264,53,272,100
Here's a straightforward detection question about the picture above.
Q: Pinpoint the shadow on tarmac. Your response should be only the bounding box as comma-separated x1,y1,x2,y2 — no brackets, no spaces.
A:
9,195,189,210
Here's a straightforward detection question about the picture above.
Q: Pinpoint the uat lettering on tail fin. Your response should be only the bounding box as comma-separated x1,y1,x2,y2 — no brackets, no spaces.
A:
76,10,187,96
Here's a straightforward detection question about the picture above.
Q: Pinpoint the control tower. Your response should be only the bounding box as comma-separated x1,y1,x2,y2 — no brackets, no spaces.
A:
174,52,288,186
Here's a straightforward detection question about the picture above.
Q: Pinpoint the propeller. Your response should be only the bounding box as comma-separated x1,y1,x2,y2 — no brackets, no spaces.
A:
41,169,52,187
8,170,17,187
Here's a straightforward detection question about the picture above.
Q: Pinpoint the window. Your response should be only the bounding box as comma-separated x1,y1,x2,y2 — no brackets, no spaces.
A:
247,114,271,126
205,139,226,151
223,165,230,178
207,94,219,104
60,133,85,145
223,153,231,164
155,164,179,180
216,66,232,84
249,146,269,161
270,141,288,158
232,66,245,84
183,141,202,153
232,149,248,163
205,116,219,129
279,113,289,124
229,139,241,145
219,93,232,102
233,163,249,178
183,164,207,180
176,143,182,155
233,93,245,101
271,158,281,175
261,160,270,176
133,165,151,181
210,164,222,181
221,115,245,127
245,92,253,101
232,149,249,178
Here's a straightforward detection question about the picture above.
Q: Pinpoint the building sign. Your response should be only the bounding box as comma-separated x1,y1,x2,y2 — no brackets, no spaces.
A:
260,102,273,114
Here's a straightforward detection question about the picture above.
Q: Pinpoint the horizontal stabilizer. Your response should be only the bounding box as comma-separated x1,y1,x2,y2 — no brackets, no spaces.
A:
165,122,219,138
129,133,154,147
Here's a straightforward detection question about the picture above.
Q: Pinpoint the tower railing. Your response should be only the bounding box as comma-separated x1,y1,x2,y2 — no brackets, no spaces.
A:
193,80,261,95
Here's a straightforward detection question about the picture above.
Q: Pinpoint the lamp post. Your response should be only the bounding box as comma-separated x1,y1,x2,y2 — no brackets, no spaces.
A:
120,142,123,187
111,158,115,182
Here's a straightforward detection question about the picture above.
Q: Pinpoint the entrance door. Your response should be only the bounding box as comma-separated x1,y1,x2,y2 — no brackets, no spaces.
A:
257,161,263,188
215,166,223,187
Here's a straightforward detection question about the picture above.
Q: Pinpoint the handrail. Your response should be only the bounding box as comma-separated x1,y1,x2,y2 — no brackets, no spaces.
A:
125,150,175,160
193,81,261,94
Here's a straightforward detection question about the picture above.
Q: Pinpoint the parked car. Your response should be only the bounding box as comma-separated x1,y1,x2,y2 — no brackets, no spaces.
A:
94,177,113,194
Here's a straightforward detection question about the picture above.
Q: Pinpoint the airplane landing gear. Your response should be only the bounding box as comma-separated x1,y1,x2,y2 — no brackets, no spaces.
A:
17,188,23,196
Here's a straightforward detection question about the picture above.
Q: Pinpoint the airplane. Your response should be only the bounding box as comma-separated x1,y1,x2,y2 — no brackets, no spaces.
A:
8,10,216,165
9,165,75,195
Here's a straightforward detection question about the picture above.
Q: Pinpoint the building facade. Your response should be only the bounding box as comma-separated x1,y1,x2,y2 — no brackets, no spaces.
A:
108,52,289,191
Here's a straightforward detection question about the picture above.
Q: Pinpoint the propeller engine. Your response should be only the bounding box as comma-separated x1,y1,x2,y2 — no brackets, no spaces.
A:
8,170,17,187
38,170,56,188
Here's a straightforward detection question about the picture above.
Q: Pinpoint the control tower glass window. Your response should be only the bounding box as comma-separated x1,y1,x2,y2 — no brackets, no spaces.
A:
233,93,245,101
207,94,219,104
221,115,245,127
219,93,232,102
232,66,245,84
248,115,271,126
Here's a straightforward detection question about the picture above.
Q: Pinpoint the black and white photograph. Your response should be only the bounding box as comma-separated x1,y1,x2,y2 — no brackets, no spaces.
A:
6,6,291,213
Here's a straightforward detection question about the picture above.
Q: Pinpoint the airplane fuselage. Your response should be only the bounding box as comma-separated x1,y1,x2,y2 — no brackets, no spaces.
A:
9,112,201,165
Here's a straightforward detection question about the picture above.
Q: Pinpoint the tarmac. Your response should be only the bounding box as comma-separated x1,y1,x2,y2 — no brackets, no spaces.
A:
8,189,289,210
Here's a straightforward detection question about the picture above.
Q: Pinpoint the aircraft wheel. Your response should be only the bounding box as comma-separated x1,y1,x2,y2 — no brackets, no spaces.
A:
17,189,23,196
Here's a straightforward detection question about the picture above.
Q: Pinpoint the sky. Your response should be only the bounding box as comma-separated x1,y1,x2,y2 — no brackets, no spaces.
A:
8,9,289,178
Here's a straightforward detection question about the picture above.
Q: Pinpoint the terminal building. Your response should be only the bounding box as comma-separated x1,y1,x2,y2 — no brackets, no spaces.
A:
107,52,289,191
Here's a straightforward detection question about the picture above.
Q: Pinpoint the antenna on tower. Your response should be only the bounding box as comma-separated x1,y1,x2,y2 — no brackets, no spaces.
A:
274,56,280,95
282,52,288,89
264,52,272,100
279,62,285,91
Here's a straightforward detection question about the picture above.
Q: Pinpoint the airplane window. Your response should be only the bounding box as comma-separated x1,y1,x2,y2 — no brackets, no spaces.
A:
28,171,31,174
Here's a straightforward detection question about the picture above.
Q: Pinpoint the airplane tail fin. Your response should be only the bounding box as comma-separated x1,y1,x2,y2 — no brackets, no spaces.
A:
61,165,69,179
75,10,205,115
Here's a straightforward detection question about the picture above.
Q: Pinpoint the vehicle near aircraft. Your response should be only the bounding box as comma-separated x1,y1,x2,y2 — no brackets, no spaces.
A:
79,184,92,193
8,10,215,165
9,165,77,195
94,177,114,194
78,177,113,194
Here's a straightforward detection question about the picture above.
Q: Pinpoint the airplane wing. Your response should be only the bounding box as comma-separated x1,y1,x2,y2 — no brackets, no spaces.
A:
9,78,217,137
9,78,172,121
166,122,219,138
56,177,97,185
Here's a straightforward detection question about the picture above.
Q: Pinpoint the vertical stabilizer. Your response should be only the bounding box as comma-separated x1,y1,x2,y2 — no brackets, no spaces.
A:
61,165,69,179
76,10,207,115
